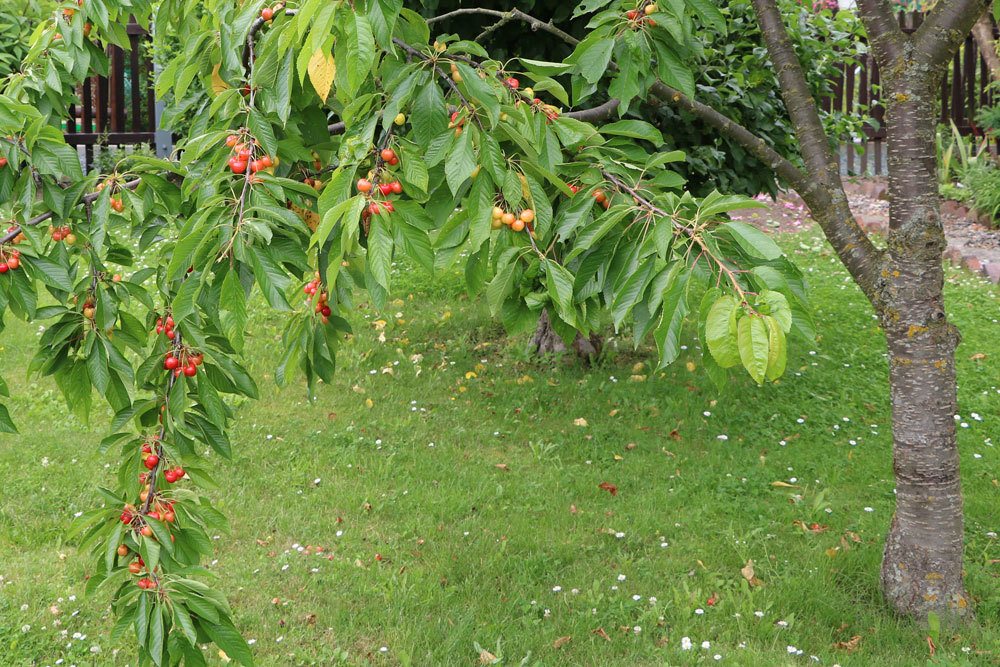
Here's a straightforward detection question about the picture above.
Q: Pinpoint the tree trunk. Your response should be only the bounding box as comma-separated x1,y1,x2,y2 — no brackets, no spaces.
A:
530,309,602,361
972,11,1000,83
879,77,972,620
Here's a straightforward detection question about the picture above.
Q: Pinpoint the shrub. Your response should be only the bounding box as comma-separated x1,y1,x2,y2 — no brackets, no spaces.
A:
962,163,1000,227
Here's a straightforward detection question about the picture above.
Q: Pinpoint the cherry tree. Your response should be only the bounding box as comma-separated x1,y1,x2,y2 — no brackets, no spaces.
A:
0,0,987,663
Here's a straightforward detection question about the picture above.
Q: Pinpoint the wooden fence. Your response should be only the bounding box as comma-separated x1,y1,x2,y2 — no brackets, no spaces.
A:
65,17,160,171
827,11,997,177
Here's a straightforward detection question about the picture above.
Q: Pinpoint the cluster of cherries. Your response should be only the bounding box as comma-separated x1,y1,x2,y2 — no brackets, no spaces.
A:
592,188,612,210
154,314,177,340
303,275,333,324
491,206,535,233
116,544,157,589
501,74,559,122
164,348,203,378
225,133,273,176
95,180,126,212
626,3,659,26
357,148,404,218
49,224,76,244
0,247,20,273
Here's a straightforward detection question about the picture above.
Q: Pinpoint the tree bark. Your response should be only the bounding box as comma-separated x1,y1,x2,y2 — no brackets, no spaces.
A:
972,11,1000,83
530,309,602,361
878,62,972,620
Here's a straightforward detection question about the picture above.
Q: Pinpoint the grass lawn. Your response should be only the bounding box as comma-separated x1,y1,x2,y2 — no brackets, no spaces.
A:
1,229,998,666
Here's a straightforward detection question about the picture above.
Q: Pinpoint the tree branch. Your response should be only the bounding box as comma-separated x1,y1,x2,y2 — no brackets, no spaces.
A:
972,9,1000,83
564,98,620,122
912,0,989,70
0,178,142,245
748,0,884,302
427,8,580,47
856,0,906,67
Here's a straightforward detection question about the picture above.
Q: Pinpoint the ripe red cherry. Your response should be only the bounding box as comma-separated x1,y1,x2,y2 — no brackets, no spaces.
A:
626,9,639,20
229,157,247,174
117,544,129,557
190,353,203,366
379,183,393,196
164,469,177,484
384,201,395,213
110,197,125,213
261,6,274,21
0,157,7,168
164,355,179,370
164,511,176,523
369,202,381,216
165,329,176,340
260,155,273,168
389,156,399,166
505,77,519,89
225,135,239,148
0,264,7,274
380,148,396,163
183,364,197,377
357,178,373,193
129,561,142,574
147,511,161,521
390,181,403,194
144,454,159,470
173,467,185,479
140,525,154,538
237,147,252,161
320,305,332,317
120,511,132,524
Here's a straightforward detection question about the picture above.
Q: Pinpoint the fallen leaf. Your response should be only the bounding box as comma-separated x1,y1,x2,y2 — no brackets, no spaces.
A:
970,352,987,361
625,442,637,451
833,635,861,652
770,481,799,488
613,454,624,461
569,504,578,514
609,409,619,417
740,559,763,587
574,418,588,427
926,636,935,657
598,482,618,496
495,463,510,472
553,636,572,649
592,627,611,642
479,649,498,664
669,429,682,441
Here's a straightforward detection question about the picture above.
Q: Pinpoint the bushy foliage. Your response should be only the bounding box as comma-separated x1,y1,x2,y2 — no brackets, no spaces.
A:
962,162,1000,226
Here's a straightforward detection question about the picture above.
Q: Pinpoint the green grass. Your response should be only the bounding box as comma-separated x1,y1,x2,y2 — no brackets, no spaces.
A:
1,230,999,666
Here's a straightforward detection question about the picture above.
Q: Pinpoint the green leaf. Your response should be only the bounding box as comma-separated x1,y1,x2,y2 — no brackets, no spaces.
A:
759,290,792,333
738,315,770,385
705,295,740,368
148,601,165,665
688,0,727,34
653,263,689,367
722,221,783,260
600,120,663,144
444,127,476,195
573,35,615,84
764,316,787,381
544,259,577,329
202,621,255,666
0,402,17,433
367,214,393,292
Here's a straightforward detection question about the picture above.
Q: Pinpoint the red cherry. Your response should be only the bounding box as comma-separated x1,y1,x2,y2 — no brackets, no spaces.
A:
164,355,179,370
260,155,273,168
225,135,239,148
140,525,154,538
173,466,185,479
383,201,395,213
390,181,403,195
120,511,132,524
380,148,396,163
250,159,265,173
261,6,274,21
389,156,399,166
164,511,176,523
320,305,332,317
0,264,7,274
379,183,393,196
183,364,197,377
144,455,159,470
357,178,373,193
369,203,381,216
165,316,174,327
229,158,248,174
505,77,519,89
164,470,177,484
129,561,142,574
147,511,161,521
626,9,639,20
237,147,252,161
0,157,7,168
165,330,176,340
190,353,203,366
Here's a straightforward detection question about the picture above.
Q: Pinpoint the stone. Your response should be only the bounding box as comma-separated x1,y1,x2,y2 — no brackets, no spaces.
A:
985,263,1000,284
963,255,982,273
944,246,964,265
